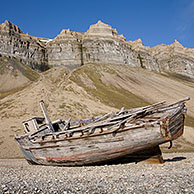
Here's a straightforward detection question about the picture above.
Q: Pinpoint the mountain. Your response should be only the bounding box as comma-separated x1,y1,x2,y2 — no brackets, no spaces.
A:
0,20,194,77
0,64,194,158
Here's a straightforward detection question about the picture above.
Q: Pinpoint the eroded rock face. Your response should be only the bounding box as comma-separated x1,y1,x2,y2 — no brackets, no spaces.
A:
0,20,48,71
150,40,194,77
0,20,194,77
46,29,83,69
82,21,140,68
128,38,194,77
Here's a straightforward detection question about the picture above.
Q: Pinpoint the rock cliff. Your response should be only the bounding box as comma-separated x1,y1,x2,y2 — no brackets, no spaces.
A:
0,20,194,77
150,40,194,77
129,38,194,77
82,21,139,67
0,20,48,71
46,29,83,69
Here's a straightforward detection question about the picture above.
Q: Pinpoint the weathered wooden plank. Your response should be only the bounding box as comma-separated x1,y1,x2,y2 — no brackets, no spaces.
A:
40,101,54,132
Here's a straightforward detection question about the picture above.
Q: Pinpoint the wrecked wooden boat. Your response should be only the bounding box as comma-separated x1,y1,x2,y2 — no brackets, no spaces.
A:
15,97,190,166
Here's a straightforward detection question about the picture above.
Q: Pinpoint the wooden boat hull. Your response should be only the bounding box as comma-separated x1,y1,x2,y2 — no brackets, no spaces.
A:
15,98,188,166
16,113,184,166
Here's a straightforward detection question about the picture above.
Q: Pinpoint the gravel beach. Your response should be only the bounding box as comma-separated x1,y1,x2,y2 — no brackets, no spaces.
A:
0,152,194,194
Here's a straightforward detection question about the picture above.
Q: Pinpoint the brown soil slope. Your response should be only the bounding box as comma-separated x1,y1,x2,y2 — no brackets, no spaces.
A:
0,63,194,158
0,56,39,98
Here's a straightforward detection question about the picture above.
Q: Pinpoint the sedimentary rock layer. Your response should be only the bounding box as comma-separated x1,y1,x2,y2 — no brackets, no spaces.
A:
0,20,48,70
0,20,194,77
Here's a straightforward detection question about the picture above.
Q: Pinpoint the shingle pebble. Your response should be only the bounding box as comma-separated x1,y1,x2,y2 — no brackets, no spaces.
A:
0,152,193,194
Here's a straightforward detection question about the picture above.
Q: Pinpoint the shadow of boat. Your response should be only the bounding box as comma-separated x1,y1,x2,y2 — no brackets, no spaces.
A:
164,156,186,163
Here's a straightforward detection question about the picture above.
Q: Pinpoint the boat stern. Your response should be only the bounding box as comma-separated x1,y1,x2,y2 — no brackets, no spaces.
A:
160,104,186,141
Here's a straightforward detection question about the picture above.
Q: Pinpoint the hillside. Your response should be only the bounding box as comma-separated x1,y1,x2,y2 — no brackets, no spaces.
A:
0,56,39,98
0,63,194,158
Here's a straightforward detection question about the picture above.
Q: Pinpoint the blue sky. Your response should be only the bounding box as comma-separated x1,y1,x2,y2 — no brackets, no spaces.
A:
0,0,194,48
